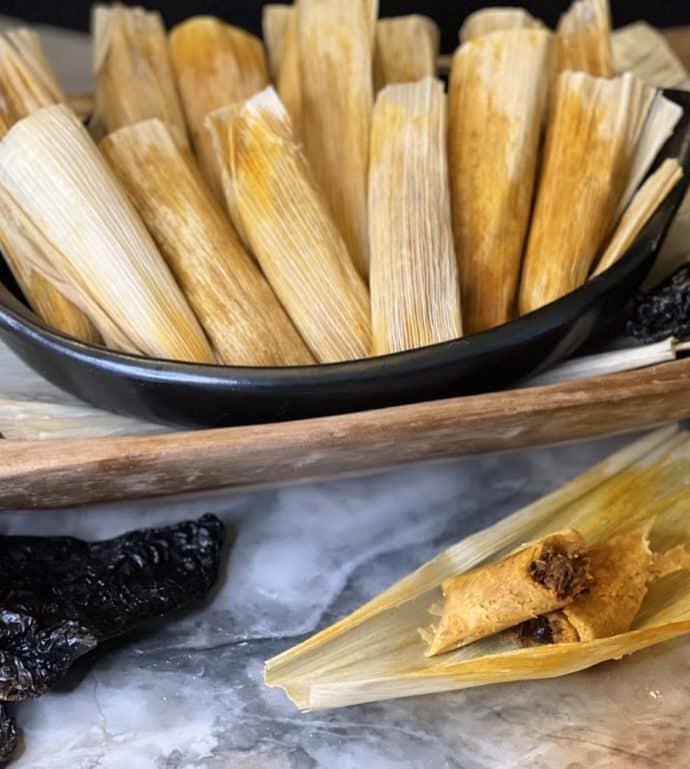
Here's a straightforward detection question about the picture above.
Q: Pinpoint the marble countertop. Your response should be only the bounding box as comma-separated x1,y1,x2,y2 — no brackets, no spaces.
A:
1,17,690,769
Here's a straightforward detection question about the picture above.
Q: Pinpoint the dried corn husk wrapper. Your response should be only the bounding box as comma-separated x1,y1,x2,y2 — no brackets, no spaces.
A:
554,0,614,78
459,7,543,43
101,119,313,366
612,22,690,90
519,71,650,314
0,29,100,344
92,4,187,140
592,159,683,277
373,16,440,92
298,0,376,277
449,29,551,334
207,88,371,364
369,78,461,355
265,426,690,710
0,104,214,362
262,4,302,138
169,16,269,197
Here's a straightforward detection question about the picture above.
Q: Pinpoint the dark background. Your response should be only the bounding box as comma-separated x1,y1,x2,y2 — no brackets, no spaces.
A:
2,1,690,52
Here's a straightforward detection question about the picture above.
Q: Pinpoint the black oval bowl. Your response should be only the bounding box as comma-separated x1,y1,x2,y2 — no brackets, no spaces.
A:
2,89,690,429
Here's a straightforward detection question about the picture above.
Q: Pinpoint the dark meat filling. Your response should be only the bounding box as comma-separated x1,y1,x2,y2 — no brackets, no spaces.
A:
529,545,590,600
0,704,17,763
627,264,690,344
517,616,555,646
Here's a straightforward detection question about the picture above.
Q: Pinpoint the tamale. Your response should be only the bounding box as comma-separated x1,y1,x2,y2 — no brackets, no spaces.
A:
0,29,100,344
101,118,312,366
554,0,614,78
297,0,375,277
208,88,371,363
169,16,269,196
519,71,649,314
92,4,187,140
618,93,683,216
612,22,690,91
0,104,214,363
459,7,543,43
424,530,590,656
448,29,551,333
519,523,690,645
262,5,302,138
265,427,690,710
592,159,683,278
369,78,462,355
373,16,440,92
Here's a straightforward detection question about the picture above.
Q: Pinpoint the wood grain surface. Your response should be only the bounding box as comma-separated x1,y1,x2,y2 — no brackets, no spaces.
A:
3,355,690,510
2,25,690,511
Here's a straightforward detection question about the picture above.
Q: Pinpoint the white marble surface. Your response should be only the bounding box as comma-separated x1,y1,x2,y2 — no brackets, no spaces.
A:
1,16,690,769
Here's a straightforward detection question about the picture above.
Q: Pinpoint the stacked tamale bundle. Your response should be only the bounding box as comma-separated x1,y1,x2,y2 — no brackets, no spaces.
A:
266,427,690,709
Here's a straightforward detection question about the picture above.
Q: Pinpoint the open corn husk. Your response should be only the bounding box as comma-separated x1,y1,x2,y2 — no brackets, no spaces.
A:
265,427,690,710
369,77,461,354
101,118,313,366
459,7,543,43
373,16,439,92
519,71,650,314
262,5,302,138
169,16,269,197
554,0,614,78
0,29,100,344
92,4,187,141
618,93,683,217
0,104,214,362
592,159,683,278
449,29,551,333
297,0,375,277
207,88,371,364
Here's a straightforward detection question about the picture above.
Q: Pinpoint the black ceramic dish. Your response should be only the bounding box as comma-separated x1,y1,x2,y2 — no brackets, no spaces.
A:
2,89,690,429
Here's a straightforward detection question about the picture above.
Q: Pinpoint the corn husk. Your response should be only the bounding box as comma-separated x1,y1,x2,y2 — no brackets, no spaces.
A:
373,16,439,92
101,119,313,366
92,4,187,141
169,16,269,197
0,29,101,344
297,0,375,277
519,71,650,314
554,0,614,78
0,104,214,362
612,22,690,90
459,8,543,43
449,29,551,333
262,4,302,138
618,93,683,217
265,426,690,710
208,88,371,364
592,159,683,278
369,78,461,355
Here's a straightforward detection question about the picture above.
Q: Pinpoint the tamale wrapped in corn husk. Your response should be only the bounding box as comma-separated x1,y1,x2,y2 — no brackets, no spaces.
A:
262,5,302,139
0,104,214,362
424,530,590,656
554,0,614,78
207,88,371,364
369,78,462,354
373,16,440,92
618,93,683,216
169,16,269,197
518,522,690,645
612,22,690,90
0,29,100,344
448,29,551,333
459,7,543,43
519,71,650,314
101,119,313,366
297,0,376,277
265,427,690,710
592,159,683,278
92,4,187,140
